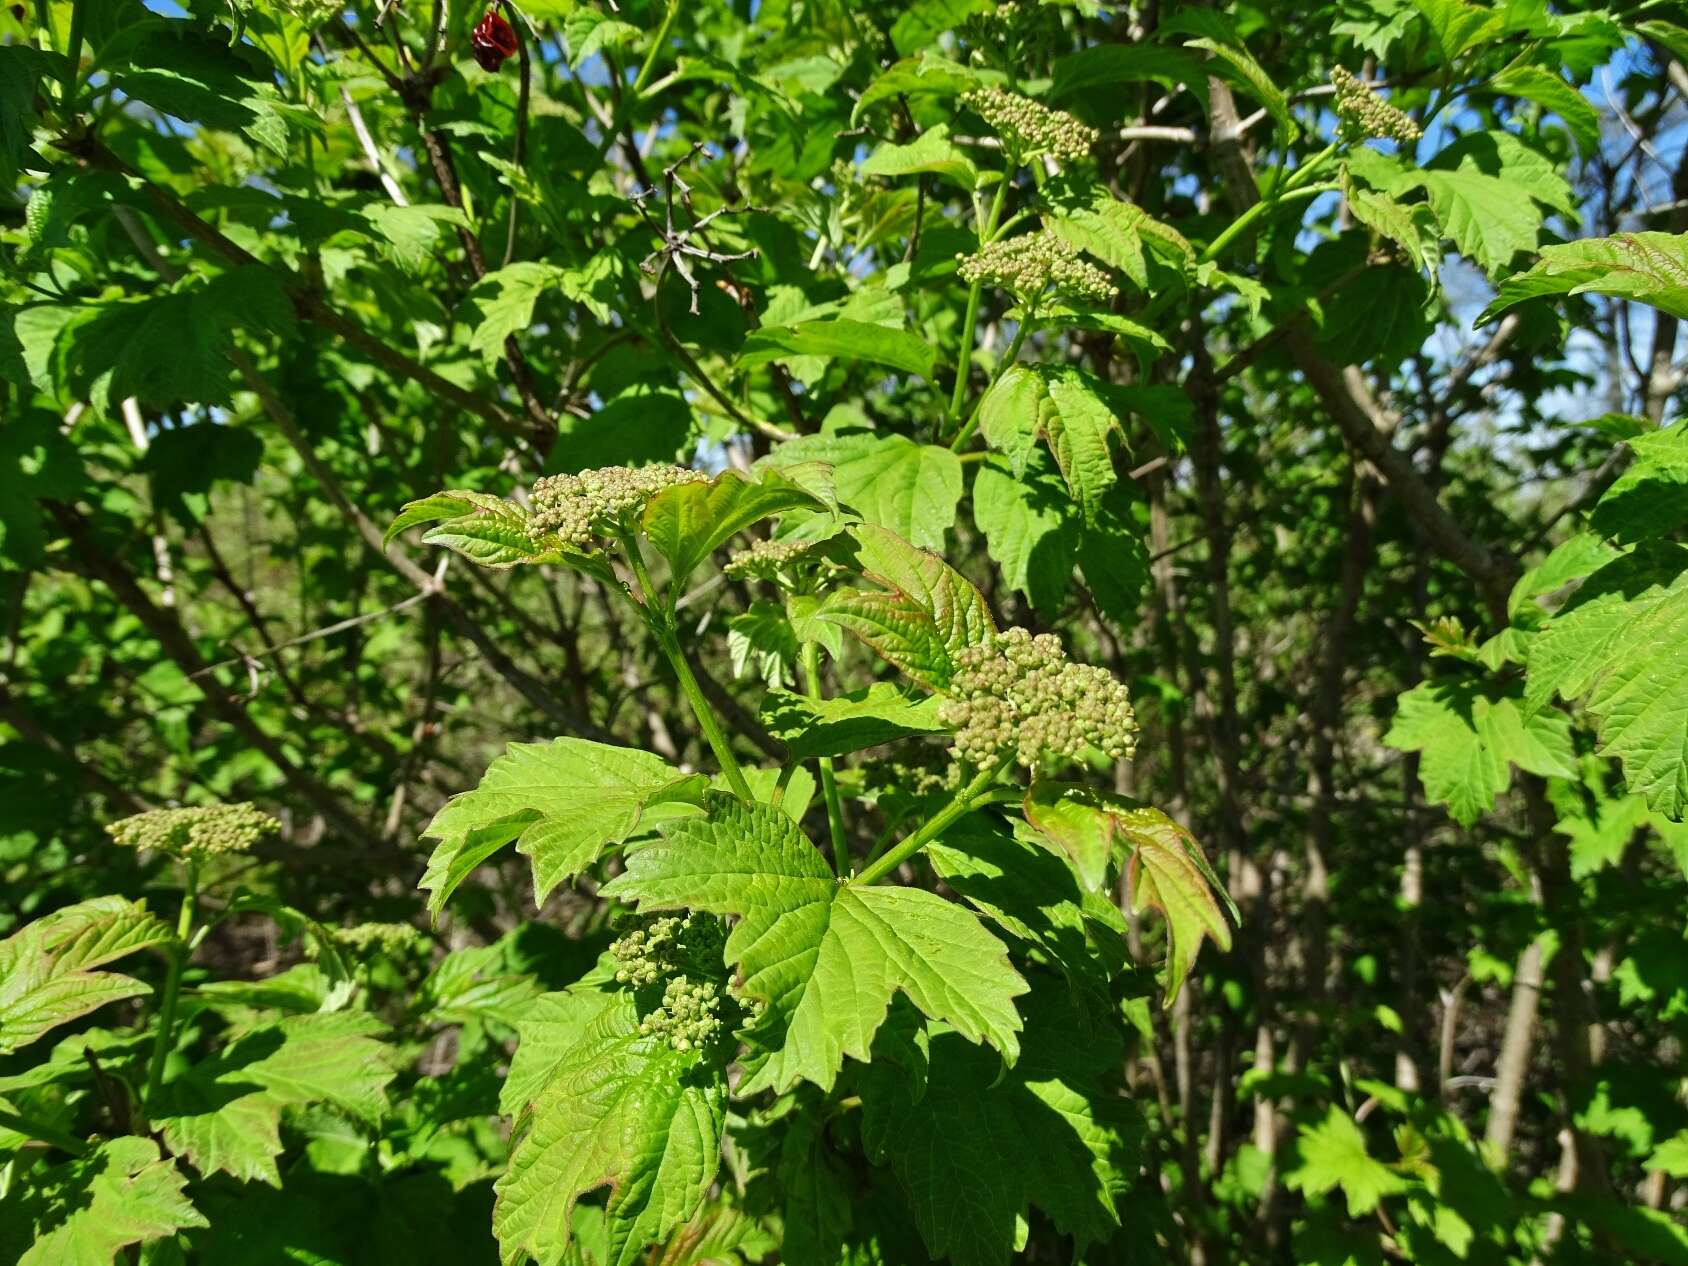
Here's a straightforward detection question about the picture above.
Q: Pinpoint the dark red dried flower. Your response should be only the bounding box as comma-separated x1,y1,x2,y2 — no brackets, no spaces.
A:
471,9,518,72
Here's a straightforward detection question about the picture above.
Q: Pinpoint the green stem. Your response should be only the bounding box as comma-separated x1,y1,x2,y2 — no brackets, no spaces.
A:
801,640,847,871
60,0,87,114
143,861,197,1109
1281,141,1340,194
945,175,1014,422
632,0,679,96
854,757,1012,885
1197,181,1337,266
0,1108,88,1157
950,312,1032,451
622,534,754,800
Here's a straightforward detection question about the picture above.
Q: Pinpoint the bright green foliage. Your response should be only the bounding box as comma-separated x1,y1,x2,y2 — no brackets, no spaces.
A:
420,739,708,911
861,990,1141,1266
825,435,962,551
0,897,169,1054
603,794,1027,1093
1287,1109,1409,1216
821,524,997,690
1481,232,1688,324
153,1012,394,1185
492,991,726,1266
5,0,1687,1263
641,469,830,586
7,1136,206,1266
1524,544,1688,818
759,682,947,759
1385,681,1578,825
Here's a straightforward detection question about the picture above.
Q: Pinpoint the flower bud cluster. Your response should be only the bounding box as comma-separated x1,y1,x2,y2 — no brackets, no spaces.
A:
528,465,705,548
723,536,826,583
938,628,1138,769
610,913,724,988
107,803,279,860
1331,67,1421,146
336,921,428,960
962,2,1041,46
958,231,1117,303
961,87,1097,161
637,975,724,1053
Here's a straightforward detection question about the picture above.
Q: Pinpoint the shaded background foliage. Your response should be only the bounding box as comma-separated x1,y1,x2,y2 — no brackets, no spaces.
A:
2,0,1687,1262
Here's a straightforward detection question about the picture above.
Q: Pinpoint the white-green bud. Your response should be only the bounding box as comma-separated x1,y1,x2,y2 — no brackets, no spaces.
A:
938,628,1138,770
962,87,1097,162
528,464,706,548
637,975,724,1052
107,803,279,860
957,231,1117,304
335,921,428,959
1331,67,1421,146
723,536,828,584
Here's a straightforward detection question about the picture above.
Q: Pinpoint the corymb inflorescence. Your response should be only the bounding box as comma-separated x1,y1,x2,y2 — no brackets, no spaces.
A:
107,803,280,861
939,628,1138,769
722,536,830,585
637,976,724,1052
962,87,1098,161
528,465,706,548
610,913,746,1053
1330,67,1422,146
958,230,1118,304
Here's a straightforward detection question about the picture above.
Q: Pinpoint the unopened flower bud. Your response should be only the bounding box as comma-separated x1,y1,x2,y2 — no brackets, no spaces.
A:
107,803,279,861
528,465,706,548
1331,67,1421,146
938,628,1138,770
957,231,1116,303
962,87,1097,162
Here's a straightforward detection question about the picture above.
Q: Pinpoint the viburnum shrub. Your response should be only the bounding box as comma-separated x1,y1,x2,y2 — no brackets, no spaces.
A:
394,459,1235,1265
5,0,1688,1262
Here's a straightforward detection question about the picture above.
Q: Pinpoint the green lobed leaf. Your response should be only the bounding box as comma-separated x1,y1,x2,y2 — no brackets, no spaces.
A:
820,523,996,691
1411,0,1505,63
759,682,947,759
859,984,1142,1266
420,738,707,913
1478,232,1688,325
1022,786,1234,1003
1049,44,1207,101
601,794,1027,1094
859,124,978,191
154,1012,394,1186
10,1136,205,1266
1287,1108,1409,1216
416,943,544,1029
643,468,828,586
853,52,998,123
462,262,564,369
738,319,938,380
828,434,963,550
492,991,726,1266
1591,420,1688,544
928,815,1129,999
419,496,566,569
1486,65,1601,156
0,897,171,1055
0,46,52,191
1524,544,1688,819
1385,680,1579,825
973,453,1081,613
498,988,622,1118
